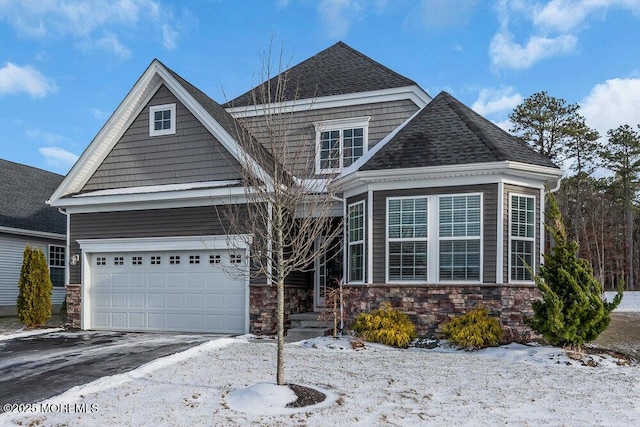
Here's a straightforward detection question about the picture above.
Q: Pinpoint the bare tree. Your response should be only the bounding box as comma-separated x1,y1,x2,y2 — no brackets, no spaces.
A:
222,44,343,385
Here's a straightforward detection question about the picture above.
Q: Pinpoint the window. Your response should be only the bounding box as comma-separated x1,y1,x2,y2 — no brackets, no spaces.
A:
151,256,161,265
439,195,481,281
510,195,535,282
230,254,242,264
149,103,176,136
114,256,124,266
347,201,365,283
96,257,106,266
387,197,428,282
49,245,65,287
209,254,221,264
170,255,181,265
315,117,369,174
132,256,143,265
189,255,200,264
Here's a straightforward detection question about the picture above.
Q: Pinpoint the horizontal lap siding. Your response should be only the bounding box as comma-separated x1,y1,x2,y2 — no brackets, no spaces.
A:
237,99,419,177
0,233,66,307
82,85,242,192
69,205,250,284
372,184,498,284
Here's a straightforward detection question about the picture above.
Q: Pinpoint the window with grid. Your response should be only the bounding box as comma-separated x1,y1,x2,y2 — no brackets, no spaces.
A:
149,103,176,136
348,201,365,283
510,195,535,281
387,197,428,282
48,245,65,287
438,195,481,281
316,117,368,174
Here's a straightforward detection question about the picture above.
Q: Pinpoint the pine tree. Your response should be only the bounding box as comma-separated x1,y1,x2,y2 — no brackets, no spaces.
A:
17,245,53,328
527,195,623,347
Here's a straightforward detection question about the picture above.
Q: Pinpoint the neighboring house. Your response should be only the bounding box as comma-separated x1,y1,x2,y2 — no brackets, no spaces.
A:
0,159,66,316
49,42,562,338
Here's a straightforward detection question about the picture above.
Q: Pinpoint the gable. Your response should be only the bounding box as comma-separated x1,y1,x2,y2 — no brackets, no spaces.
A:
81,85,243,193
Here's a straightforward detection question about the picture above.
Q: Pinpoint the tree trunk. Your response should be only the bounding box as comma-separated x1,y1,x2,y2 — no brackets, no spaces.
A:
276,210,285,386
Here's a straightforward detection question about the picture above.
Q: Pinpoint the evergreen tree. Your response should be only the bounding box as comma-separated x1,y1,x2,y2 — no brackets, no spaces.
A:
17,245,53,327
527,195,623,347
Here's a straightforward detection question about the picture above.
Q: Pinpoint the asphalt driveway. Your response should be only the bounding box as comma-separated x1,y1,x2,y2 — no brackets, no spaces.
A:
0,330,213,410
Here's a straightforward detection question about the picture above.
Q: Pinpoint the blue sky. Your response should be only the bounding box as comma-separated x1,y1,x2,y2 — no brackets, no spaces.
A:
1,0,639,175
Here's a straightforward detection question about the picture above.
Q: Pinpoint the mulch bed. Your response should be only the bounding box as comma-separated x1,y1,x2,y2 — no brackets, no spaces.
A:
286,384,326,408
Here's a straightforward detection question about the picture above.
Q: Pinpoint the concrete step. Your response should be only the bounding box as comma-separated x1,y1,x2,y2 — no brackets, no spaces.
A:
289,312,333,329
285,327,332,342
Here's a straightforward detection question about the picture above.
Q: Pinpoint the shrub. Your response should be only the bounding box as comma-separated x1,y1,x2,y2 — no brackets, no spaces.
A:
441,306,504,350
17,245,52,328
526,195,623,347
352,303,416,348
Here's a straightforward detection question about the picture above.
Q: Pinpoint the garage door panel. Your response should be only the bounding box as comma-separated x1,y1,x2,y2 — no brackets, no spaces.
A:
130,293,145,308
147,293,165,308
90,250,246,333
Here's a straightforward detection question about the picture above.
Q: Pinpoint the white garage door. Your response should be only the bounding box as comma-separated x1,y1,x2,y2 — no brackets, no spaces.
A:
89,250,246,333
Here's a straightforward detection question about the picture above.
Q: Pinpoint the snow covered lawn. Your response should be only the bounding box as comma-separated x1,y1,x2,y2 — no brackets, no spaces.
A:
1,335,638,426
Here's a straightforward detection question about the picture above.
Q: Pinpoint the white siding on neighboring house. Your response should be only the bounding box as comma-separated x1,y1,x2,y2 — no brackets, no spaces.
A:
0,233,66,314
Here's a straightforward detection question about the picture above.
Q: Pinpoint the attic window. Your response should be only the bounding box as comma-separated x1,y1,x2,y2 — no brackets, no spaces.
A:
315,117,370,174
149,103,176,136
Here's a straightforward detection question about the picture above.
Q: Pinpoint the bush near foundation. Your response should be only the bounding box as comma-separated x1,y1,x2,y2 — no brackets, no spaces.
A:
17,245,52,328
352,303,417,348
442,306,504,350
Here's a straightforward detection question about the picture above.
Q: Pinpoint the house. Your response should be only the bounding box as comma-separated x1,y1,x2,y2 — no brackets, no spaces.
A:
0,159,67,315
49,42,562,338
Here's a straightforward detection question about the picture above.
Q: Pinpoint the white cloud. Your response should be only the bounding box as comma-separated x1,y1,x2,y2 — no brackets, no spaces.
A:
95,33,132,59
580,77,640,137
0,62,58,98
162,24,178,50
0,0,183,56
489,0,640,70
471,86,523,117
89,107,110,121
489,32,577,69
25,129,71,145
38,146,79,172
317,0,363,39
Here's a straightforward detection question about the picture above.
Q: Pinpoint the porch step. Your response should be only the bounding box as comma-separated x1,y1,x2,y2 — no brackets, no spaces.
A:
286,312,334,342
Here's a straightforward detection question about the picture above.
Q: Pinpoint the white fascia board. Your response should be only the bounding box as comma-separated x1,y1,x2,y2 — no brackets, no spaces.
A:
50,62,165,203
337,162,563,194
226,85,432,118
78,234,253,253
53,185,250,214
0,225,65,241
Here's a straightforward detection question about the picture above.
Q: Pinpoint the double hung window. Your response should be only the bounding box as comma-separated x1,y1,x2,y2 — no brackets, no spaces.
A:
348,201,365,283
510,195,535,281
315,117,369,174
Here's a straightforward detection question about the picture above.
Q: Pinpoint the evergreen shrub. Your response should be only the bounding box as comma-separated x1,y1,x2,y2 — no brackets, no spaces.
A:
352,302,417,348
17,245,52,328
526,195,623,347
441,306,504,350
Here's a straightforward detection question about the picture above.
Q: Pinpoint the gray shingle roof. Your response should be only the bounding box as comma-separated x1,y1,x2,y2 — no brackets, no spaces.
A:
225,41,419,107
361,92,559,171
161,62,278,179
0,159,65,234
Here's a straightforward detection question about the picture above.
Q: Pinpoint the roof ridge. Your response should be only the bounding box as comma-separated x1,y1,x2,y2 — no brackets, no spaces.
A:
439,92,509,161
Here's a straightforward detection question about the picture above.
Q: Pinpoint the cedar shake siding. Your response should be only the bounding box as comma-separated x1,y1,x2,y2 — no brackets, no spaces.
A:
82,85,243,193
370,184,498,284
237,99,419,177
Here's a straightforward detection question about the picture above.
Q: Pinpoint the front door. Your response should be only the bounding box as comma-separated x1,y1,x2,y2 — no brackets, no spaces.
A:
314,237,342,309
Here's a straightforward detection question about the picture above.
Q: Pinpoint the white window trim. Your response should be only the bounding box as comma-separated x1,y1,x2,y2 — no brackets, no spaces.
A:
385,195,429,284
509,193,536,283
436,193,483,284
48,244,66,287
314,116,370,174
384,193,484,285
347,200,366,284
149,103,176,136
